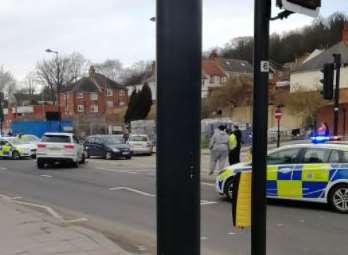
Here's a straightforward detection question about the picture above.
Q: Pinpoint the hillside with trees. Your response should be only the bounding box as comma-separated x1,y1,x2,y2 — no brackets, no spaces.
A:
220,12,348,64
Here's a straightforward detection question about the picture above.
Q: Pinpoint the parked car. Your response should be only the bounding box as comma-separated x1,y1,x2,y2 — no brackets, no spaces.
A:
36,132,85,168
84,135,132,160
0,137,32,159
128,134,153,156
16,134,40,158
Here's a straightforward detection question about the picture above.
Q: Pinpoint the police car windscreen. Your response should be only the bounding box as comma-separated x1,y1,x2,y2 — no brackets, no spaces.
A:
41,135,71,143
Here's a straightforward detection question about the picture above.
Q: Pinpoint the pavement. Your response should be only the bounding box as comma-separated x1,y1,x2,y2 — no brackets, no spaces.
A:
0,194,135,255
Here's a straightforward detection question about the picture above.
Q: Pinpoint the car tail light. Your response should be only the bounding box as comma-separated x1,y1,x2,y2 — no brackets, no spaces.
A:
64,144,75,150
37,143,46,149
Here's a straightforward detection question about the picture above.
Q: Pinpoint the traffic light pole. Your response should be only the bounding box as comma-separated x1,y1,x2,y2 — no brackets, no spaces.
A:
333,54,341,136
252,1,271,255
156,1,202,255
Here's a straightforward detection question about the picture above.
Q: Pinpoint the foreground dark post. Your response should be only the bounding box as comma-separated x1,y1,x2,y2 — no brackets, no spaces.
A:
156,0,202,255
252,1,271,255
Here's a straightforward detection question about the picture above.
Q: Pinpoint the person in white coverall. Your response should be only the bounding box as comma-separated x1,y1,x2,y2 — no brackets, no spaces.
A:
209,125,229,175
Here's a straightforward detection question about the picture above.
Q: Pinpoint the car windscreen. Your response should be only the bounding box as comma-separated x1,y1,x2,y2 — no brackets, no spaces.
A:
21,135,39,142
129,136,148,142
102,136,124,145
6,138,24,145
41,135,71,143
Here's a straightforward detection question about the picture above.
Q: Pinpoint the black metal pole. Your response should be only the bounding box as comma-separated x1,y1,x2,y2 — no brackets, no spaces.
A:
252,1,271,255
156,0,201,255
56,54,62,131
277,119,280,148
333,54,341,136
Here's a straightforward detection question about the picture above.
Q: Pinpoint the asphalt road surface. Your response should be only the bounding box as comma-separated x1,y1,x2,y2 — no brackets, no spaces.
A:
0,157,347,255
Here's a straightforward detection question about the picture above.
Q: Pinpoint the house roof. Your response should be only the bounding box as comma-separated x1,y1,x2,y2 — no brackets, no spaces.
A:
293,41,348,73
63,72,126,92
219,59,252,73
13,93,41,104
202,60,226,77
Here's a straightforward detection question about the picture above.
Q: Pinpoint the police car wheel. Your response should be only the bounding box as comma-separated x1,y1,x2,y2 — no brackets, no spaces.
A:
12,151,20,160
224,178,234,201
329,184,348,213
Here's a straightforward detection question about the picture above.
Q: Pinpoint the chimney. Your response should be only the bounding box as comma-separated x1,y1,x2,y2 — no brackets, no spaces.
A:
343,23,348,43
89,66,96,78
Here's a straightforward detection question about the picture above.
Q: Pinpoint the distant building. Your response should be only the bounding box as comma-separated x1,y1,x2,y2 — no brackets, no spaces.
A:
59,66,128,135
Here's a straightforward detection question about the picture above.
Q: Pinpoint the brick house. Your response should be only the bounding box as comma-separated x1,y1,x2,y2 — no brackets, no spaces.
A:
60,66,128,135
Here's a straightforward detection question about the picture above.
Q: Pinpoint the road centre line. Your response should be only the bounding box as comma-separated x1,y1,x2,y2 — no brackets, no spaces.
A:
0,167,7,170
201,182,215,187
109,187,156,197
40,175,53,178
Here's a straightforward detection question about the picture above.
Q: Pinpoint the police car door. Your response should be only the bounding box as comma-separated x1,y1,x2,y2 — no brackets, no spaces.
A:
266,147,302,199
293,147,331,200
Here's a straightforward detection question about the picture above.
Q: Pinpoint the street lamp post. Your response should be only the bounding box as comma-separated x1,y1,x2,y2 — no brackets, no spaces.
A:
45,49,61,131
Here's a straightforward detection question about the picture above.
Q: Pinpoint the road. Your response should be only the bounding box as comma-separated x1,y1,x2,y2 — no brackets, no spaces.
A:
0,156,347,255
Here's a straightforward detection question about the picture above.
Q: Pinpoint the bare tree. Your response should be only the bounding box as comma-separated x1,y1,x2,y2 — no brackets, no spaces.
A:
0,66,17,102
36,52,87,103
22,72,38,95
121,61,152,86
94,59,123,82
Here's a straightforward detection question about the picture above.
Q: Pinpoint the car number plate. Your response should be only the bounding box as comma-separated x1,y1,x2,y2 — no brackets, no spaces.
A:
49,147,61,151
122,152,130,155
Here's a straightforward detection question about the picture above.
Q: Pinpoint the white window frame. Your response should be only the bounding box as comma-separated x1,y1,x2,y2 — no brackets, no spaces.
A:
91,104,98,113
106,101,113,108
120,101,125,106
90,93,98,101
77,92,84,99
119,90,126,97
107,88,113,96
77,105,84,113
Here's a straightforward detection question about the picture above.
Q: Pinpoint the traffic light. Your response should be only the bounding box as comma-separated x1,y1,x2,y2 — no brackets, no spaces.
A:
277,0,321,17
320,63,334,100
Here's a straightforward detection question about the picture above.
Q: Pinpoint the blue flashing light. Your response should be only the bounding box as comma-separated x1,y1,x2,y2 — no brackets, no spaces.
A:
310,136,330,144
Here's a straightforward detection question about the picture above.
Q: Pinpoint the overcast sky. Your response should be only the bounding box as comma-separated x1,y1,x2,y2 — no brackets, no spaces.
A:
0,0,347,80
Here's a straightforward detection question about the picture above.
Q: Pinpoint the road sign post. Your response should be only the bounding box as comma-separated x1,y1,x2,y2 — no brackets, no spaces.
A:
156,1,202,255
252,1,271,255
333,54,341,136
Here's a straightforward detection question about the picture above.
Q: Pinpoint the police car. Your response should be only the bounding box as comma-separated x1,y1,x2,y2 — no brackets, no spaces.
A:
216,141,348,213
0,137,31,159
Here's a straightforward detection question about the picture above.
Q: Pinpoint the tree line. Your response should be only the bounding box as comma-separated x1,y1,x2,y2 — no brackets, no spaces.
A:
219,12,348,64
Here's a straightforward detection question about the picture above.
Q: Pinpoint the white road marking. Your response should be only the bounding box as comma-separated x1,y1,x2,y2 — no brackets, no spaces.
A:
40,175,53,178
299,219,305,223
228,232,237,235
0,193,88,224
137,245,147,251
201,236,208,240
200,200,217,206
63,218,89,224
201,182,215,187
276,224,284,227
0,167,7,170
109,187,156,197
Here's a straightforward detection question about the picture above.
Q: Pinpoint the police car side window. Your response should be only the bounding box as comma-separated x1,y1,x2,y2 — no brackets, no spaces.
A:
303,148,330,164
267,148,301,165
329,150,340,163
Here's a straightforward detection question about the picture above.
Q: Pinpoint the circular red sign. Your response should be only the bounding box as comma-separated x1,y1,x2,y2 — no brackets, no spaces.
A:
274,108,282,120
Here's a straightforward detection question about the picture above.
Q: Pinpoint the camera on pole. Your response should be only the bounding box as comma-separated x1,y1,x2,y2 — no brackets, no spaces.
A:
276,0,321,17
320,63,335,100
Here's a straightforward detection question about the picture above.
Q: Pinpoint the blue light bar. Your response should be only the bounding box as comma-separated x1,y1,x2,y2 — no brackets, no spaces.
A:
310,136,330,144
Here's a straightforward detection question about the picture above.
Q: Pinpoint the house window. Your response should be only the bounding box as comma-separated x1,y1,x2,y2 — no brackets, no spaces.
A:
119,90,126,97
120,101,125,106
91,105,98,113
107,101,113,108
77,92,84,99
209,76,214,84
77,105,84,112
90,93,98,101
107,89,113,96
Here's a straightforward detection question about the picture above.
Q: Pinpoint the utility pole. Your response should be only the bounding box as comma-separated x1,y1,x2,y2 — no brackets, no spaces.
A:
252,1,271,255
333,54,341,136
156,0,201,255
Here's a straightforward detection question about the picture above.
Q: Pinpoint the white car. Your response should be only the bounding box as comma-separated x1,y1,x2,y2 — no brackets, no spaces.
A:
36,133,85,168
16,134,40,158
128,134,153,155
